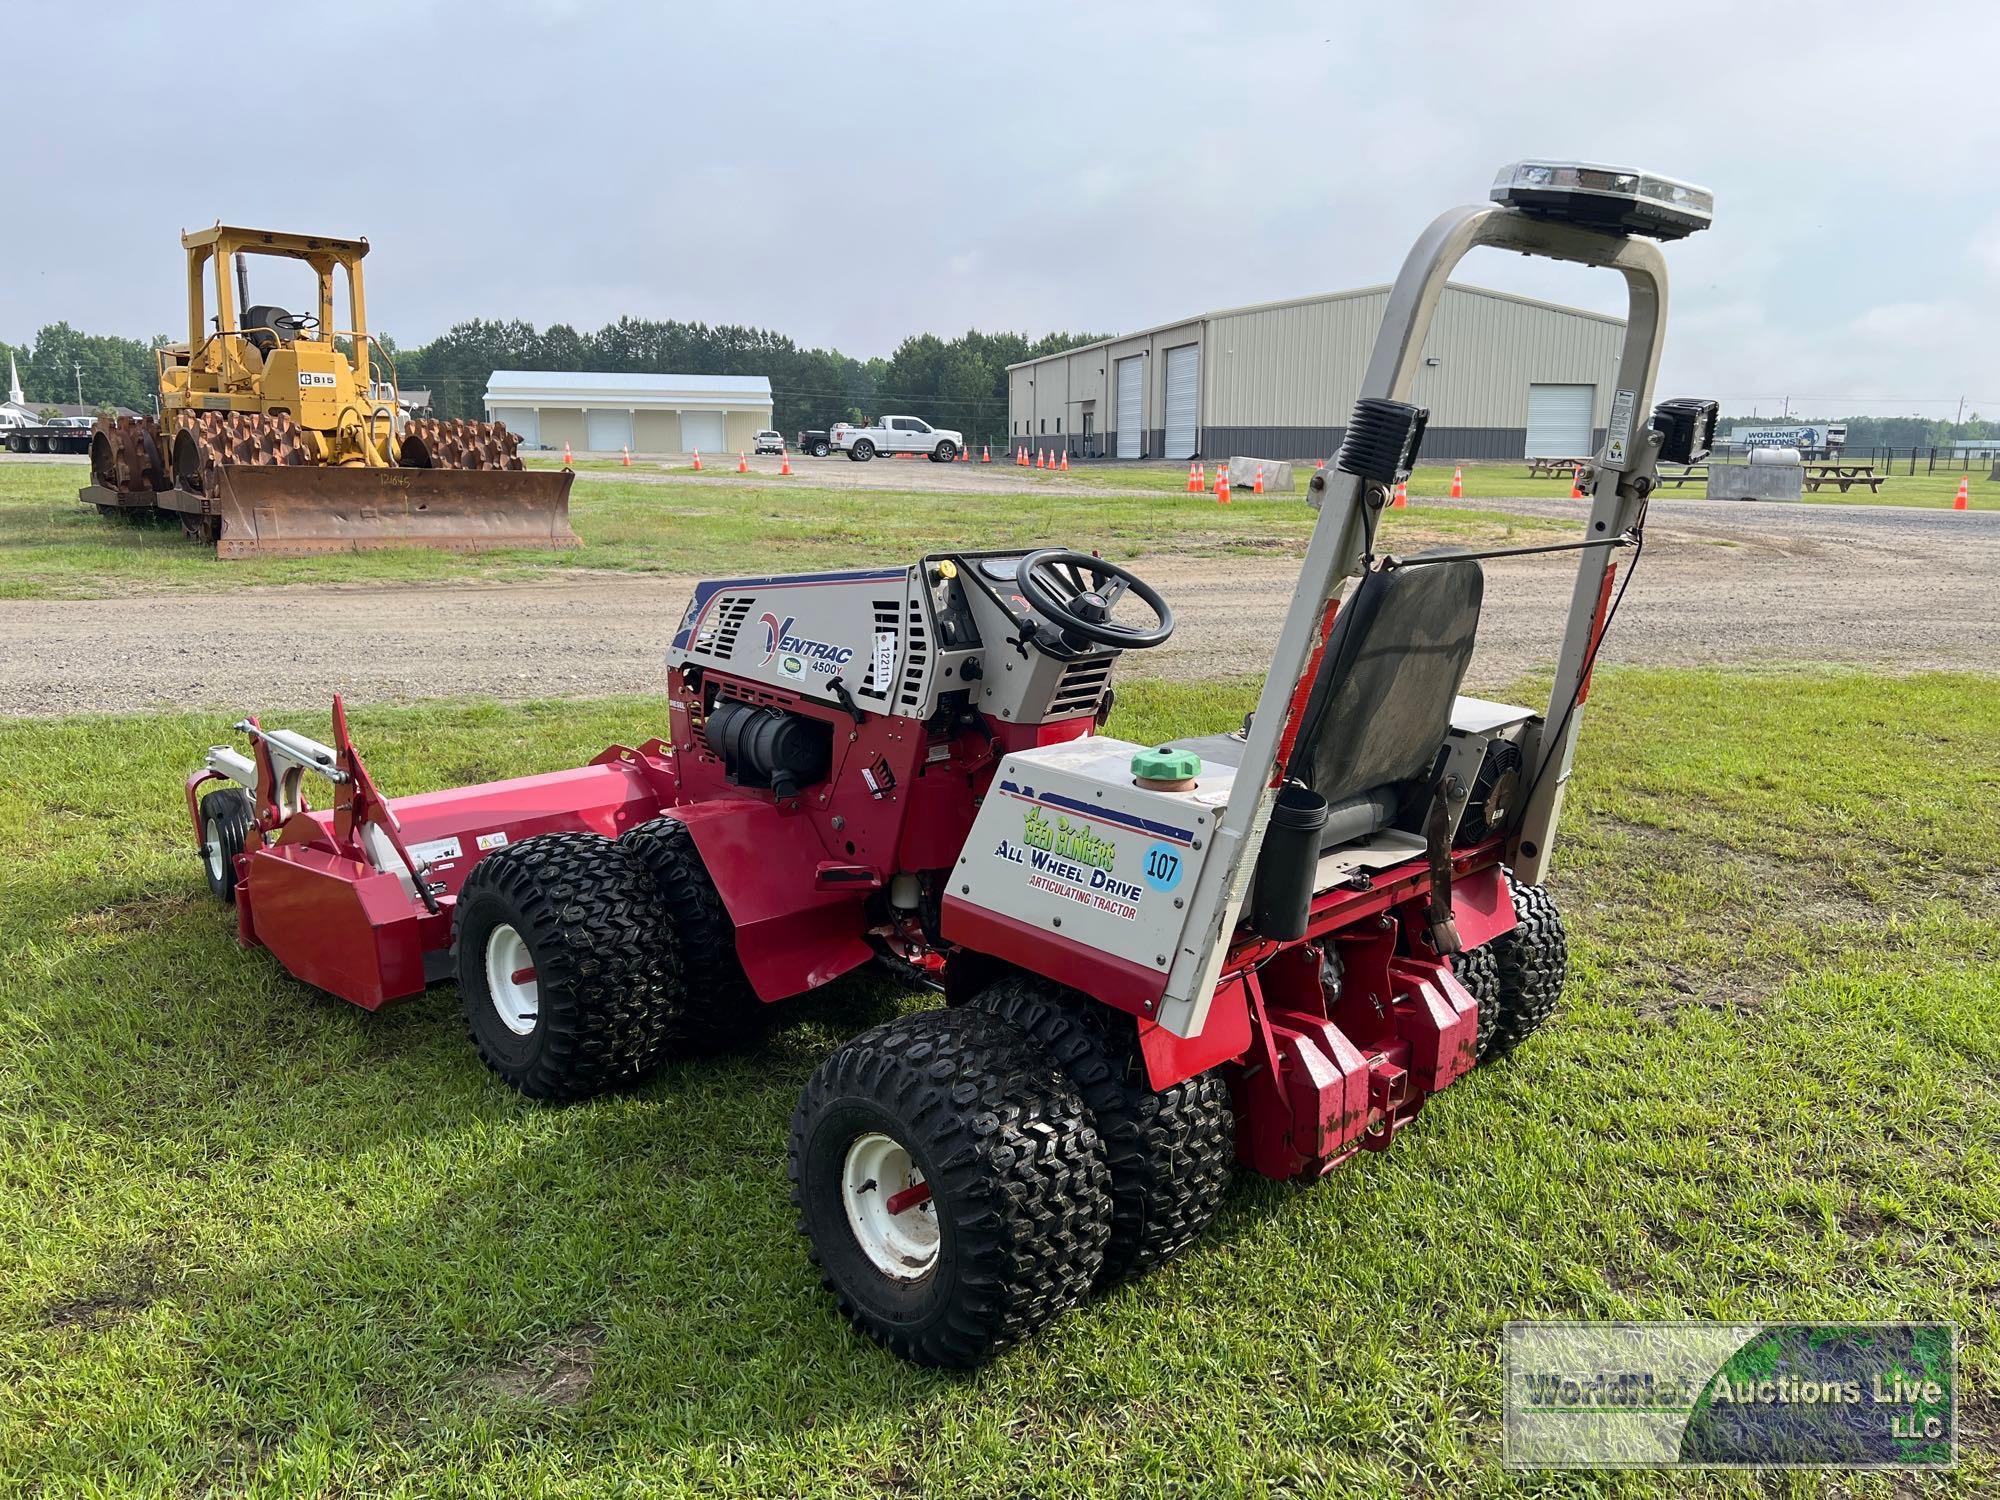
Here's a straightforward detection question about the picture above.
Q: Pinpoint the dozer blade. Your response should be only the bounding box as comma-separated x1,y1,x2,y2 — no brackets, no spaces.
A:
199,466,579,559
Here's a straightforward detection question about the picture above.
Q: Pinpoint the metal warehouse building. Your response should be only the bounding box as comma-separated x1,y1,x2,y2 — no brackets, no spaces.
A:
484,371,773,455
1007,283,1623,464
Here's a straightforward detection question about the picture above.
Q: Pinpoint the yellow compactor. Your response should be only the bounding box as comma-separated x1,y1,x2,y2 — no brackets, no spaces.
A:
83,225,576,558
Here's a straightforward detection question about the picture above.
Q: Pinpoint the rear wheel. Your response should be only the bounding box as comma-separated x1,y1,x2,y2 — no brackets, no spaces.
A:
620,815,765,1049
198,787,255,903
1451,941,1502,1061
789,1006,1111,1366
1486,875,1568,1059
453,832,682,1100
811,441,830,458
965,975,1234,1284
849,440,875,462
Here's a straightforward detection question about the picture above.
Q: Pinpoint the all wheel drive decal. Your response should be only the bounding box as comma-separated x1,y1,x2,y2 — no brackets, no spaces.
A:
990,804,1148,921
997,780,1196,846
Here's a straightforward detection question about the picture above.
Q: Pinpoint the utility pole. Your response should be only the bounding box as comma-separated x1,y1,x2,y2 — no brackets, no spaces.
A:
73,360,83,411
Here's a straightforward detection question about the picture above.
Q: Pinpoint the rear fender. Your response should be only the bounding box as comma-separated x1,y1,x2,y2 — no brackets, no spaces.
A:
670,800,875,1001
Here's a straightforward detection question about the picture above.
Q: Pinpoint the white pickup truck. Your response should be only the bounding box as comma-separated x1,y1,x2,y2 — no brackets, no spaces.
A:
829,414,963,462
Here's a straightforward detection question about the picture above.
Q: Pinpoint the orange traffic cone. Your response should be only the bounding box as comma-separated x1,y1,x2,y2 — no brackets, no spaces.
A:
737,452,748,473
1450,464,1463,499
691,450,702,471
1059,450,1069,472
1253,464,1264,495
1216,468,1232,505
1955,475,1970,510
1392,479,1408,509
562,440,573,465
1186,460,1200,493
620,445,631,467
958,444,969,462
1569,465,1584,500
981,444,991,464
780,449,792,475
1315,458,1326,473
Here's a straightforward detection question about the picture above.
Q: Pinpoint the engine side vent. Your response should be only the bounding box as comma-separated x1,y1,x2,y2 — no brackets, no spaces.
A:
896,597,930,713
1047,654,1114,718
859,600,901,697
691,594,752,660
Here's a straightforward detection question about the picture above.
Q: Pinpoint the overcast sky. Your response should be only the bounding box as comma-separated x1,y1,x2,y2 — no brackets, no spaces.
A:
7,1,1996,418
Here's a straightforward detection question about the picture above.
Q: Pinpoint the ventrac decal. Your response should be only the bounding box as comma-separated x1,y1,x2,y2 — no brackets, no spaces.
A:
758,612,854,675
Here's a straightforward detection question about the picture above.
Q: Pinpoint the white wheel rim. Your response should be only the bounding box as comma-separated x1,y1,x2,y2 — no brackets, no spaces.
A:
841,1131,938,1280
203,817,224,882
483,924,539,1036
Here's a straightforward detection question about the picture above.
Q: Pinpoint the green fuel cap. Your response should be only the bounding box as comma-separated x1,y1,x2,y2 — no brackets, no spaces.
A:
1131,745,1201,783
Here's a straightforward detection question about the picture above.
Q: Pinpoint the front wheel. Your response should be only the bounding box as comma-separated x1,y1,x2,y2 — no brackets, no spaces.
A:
930,442,956,463
789,1006,1112,1366
453,832,683,1100
811,441,830,458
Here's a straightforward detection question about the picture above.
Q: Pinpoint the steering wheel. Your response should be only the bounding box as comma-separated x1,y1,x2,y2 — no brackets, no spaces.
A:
1016,549,1173,650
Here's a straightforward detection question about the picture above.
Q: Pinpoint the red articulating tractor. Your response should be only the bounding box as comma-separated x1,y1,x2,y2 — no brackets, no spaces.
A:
184,161,1718,1365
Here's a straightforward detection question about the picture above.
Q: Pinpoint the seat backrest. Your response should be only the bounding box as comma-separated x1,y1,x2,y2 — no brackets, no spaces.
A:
1283,552,1485,814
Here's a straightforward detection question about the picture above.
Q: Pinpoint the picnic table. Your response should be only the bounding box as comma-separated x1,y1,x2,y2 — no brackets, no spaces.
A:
1526,456,1587,479
1655,464,1707,488
1801,462,1884,494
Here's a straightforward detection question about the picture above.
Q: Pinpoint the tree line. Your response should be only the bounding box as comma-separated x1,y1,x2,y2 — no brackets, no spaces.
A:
8,316,1992,453
0,318,1105,445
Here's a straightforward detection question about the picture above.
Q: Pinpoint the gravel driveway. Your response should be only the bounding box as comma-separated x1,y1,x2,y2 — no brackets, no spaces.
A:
2,498,1992,716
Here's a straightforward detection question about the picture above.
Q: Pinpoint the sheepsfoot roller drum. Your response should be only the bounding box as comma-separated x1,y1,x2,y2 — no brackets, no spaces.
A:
182,160,1713,1364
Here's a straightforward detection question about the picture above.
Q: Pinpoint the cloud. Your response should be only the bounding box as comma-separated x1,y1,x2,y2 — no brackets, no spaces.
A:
3,0,1997,414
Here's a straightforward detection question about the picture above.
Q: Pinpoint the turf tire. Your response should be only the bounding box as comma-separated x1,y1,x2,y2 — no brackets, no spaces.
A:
789,1006,1111,1366
198,786,255,903
1486,874,1568,1059
619,815,765,1049
965,976,1234,1284
454,832,682,1100
1451,941,1502,1061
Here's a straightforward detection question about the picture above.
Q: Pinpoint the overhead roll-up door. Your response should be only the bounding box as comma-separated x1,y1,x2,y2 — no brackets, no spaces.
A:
1524,383,1595,458
1114,356,1144,459
1163,344,1199,459
489,407,538,447
680,411,725,453
584,410,633,453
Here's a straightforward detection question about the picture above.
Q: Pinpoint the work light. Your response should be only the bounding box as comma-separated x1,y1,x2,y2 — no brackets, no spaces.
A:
1491,161,1714,239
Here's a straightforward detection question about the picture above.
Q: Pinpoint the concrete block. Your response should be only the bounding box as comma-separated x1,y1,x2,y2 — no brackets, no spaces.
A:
1225,456,1295,492
1707,463,1802,502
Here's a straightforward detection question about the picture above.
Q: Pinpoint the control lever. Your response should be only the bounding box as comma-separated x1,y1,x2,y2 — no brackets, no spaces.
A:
824,675,865,725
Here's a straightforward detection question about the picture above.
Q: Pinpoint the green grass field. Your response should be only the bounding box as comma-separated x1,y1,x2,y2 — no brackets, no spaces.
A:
2,668,1994,1496
0,463,1565,601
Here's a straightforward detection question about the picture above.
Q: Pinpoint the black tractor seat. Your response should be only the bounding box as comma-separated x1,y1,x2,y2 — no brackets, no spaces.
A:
1172,551,1485,851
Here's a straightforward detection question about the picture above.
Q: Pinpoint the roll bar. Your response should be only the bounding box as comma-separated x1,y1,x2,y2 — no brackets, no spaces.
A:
1156,203,1673,1039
